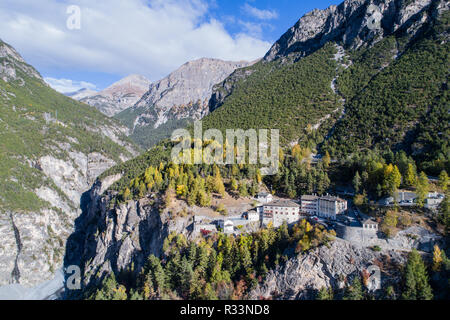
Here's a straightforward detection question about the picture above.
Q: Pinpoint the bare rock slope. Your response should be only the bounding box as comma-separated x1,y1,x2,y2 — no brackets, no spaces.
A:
65,178,191,290
250,240,407,300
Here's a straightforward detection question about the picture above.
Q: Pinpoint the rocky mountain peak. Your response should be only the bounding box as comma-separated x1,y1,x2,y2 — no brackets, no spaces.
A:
100,74,150,98
129,58,255,130
78,74,151,117
264,0,438,62
0,39,26,63
0,39,42,82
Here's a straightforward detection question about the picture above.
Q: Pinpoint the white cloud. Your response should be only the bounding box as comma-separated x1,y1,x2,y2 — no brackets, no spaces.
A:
242,3,278,20
0,0,272,81
44,77,97,93
238,20,264,38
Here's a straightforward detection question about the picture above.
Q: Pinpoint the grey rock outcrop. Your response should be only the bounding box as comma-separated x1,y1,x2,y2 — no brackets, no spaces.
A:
66,180,191,290
0,145,138,288
0,39,42,83
264,0,436,62
249,240,407,300
79,75,151,117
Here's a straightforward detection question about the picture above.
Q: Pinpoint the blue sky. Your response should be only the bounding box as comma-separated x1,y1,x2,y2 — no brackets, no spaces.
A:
0,0,341,93
209,0,341,41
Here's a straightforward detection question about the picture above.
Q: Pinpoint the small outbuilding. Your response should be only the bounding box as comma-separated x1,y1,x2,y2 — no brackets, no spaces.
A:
362,219,378,232
247,210,260,222
218,219,235,234
257,192,273,204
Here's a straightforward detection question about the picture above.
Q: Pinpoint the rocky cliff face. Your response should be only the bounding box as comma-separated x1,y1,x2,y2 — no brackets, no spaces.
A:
79,75,151,117
124,58,253,131
0,39,140,288
0,39,41,82
264,0,435,61
65,179,191,290
249,240,407,300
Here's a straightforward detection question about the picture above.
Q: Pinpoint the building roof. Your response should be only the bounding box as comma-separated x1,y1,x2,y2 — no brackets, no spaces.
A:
258,192,271,197
264,200,300,208
394,192,417,201
301,195,319,201
362,219,378,225
320,195,346,202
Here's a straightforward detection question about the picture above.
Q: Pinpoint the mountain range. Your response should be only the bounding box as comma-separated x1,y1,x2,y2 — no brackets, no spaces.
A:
72,0,449,299
76,74,151,117
0,0,448,299
0,38,139,287
115,58,255,149
70,59,255,150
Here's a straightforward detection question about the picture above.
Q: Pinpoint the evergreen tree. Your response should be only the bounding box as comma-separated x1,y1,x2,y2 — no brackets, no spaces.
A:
353,171,362,194
439,195,449,234
249,181,259,197
138,181,147,198
438,170,448,192
238,181,248,197
122,187,131,202
432,245,443,272
405,163,417,187
384,286,396,300
401,249,433,300
214,170,226,197
390,165,402,195
231,177,238,191
415,172,430,207
343,276,364,300
323,151,331,168
198,190,212,207
317,287,334,300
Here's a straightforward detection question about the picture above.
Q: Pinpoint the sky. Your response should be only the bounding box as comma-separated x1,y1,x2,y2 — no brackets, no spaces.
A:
0,0,341,93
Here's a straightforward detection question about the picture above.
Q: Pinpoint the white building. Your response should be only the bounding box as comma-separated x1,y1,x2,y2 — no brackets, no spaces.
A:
300,195,347,220
247,210,260,222
194,223,217,235
362,219,378,232
362,219,379,240
257,192,273,204
300,195,319,216
318,196,347,220
263,200,302,227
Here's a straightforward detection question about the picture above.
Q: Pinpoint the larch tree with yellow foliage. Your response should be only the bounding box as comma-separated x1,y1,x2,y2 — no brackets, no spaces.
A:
432,245,443,272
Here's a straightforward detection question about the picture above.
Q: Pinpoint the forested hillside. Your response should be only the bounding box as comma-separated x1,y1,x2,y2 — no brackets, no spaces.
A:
201,43,342,145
